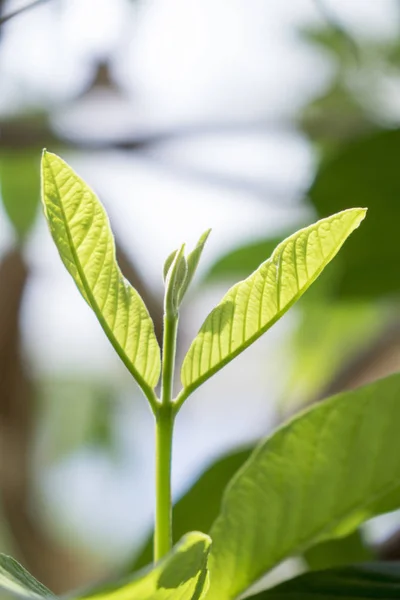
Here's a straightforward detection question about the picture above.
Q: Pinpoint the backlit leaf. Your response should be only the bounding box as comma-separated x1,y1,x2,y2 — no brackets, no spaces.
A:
180,209,366,400
0,532,211,600
178,229,211,303
205,374,400,600
41,152,161,399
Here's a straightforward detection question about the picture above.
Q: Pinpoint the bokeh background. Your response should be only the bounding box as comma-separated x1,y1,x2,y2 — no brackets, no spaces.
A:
1,0,400,593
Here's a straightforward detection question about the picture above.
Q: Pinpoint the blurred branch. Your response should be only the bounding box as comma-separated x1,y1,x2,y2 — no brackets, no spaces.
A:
0,116,289,151
0,0,52,26
0,249,96,593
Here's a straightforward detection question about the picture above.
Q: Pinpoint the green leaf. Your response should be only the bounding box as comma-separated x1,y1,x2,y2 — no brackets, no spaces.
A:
0,151,40,239
41,151,161,403
205,373,400,600
246,563,400,599
164,244,187,317
309,128,400,298
178,229,211,302
0,554,53,599
79,532,211,600
0,532,211,600
163,250,178,281
180,209,366,401
131,446,252,571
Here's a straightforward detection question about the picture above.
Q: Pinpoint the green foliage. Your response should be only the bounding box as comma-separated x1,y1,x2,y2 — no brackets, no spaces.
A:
246,563,400,599
0,151,40,240
33,152,400,600
0,533,211,600
179,208,366,402
309,128,400,298
205,374,400,600
41,151,161,408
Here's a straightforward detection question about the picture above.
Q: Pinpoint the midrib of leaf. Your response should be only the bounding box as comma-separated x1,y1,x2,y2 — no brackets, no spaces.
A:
45,162,158,407
178,211,363,404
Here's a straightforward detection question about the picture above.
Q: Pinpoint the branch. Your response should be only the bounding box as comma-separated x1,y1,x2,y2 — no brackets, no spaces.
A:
0,0,51,26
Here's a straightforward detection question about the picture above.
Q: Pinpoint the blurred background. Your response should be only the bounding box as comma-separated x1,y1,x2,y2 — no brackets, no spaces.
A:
1,0,400,593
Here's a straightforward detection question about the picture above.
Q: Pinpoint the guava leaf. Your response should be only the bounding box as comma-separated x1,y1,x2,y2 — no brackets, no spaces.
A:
205,373,400,600
164,244,187,316
79,532,211,600
41,151,161,397
0,532,211,600
178,229,211,302
180,209,366,399
246,563,400,599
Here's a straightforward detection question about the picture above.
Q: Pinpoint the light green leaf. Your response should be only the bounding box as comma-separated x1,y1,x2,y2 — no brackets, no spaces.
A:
79,532,211,600
130,446,252,572
178,229,211,302
0,554,53,599
180,209,366,400
0,532,211,600
164,244,187,317
163,249,178,281
205,373,400,600
246,562,400,599
0,151,40,240
41,151,161,402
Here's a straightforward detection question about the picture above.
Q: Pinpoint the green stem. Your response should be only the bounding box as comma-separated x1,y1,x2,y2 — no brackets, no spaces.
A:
154,313,178,562
154,405,175,561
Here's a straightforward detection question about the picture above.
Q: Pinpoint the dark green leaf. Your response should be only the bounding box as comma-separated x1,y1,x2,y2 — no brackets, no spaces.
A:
246,562,400,599
309,128,400,298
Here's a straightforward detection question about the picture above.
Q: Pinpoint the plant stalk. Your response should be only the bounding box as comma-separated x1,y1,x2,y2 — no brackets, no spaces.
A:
154,313,178,562
154,405,174,562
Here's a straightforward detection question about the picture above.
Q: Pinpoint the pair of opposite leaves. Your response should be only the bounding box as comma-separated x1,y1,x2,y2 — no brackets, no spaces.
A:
41,151,366,408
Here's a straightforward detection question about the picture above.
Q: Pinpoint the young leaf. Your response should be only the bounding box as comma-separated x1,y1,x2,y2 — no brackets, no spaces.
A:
0,532,211,600
205,373,400,600
41,152,161,404
178,229,211,303
179,209,366,402
246,563,400,599
163,249,179,281
164,244,187,317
